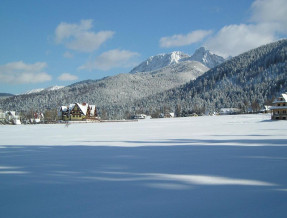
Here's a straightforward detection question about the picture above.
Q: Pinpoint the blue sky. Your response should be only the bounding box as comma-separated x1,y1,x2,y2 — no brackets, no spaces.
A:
0,0,286,94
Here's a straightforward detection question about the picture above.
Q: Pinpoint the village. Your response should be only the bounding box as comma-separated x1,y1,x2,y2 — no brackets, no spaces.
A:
1,92,287,125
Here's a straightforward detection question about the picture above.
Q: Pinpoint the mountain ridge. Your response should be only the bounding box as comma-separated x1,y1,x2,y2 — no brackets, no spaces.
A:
24,86,65,95
2,40,285,119
124,39,287,117
129,51,190,74
189,47,226,68
129,48,225,74
0,58,209,114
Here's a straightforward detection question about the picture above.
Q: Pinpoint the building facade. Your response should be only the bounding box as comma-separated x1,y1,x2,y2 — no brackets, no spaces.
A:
270,92,287,120
58,103,98,121
0,111,21,125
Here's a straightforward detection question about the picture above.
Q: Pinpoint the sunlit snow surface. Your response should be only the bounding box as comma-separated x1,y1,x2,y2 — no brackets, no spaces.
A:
0,114,287,217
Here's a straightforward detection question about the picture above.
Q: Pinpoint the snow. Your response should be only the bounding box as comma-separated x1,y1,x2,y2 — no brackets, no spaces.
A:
0,114,287,217
189,47,225,68
129,51,189,73
24,88,44,94
129,48,225,74
45,85,65,91
23,86,64,95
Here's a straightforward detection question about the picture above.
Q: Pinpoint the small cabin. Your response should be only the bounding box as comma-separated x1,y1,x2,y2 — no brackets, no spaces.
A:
270,93,287,120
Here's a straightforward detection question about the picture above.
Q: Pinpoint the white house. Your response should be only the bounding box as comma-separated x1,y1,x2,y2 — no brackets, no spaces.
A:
0,111,21,125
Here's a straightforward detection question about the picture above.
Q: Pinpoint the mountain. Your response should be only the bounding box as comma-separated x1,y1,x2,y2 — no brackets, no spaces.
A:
129,49,225,74
4,38,284,120
129,51,190,73
0,93,14,99
0,58,208,116
125,39,287,116
24,88,45,95
0,48,222,116
189,47,226,68
24,86,65,95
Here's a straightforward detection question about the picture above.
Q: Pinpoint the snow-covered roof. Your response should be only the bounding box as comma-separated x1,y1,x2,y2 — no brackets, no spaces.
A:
273,93,287,103
59,103,97,116
60,106,68,112
77,103,88,115
282,93,287,101
69,104,76,111
5,111,16,116
270,106,287,110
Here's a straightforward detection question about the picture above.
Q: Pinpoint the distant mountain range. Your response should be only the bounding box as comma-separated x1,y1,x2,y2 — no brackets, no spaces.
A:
1,41,286,119
130,47,225,74
0,47,214,114
0,93,14,99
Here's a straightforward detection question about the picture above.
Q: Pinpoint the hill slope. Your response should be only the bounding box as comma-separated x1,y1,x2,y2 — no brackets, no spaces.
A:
126,39,287,116
0,59,208,115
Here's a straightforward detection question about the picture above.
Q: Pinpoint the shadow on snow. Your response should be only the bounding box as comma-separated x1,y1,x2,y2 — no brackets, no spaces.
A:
0,143,287,218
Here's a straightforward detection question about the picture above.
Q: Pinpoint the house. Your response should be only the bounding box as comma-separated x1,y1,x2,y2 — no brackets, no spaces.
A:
58,103,99,121
0,111,21,125
31,112,44,124
6,111,21,124
270,92,287,120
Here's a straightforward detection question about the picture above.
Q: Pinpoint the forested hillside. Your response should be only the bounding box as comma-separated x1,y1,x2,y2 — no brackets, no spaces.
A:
0,60,208,116
120,39,287,118
1,40,286,119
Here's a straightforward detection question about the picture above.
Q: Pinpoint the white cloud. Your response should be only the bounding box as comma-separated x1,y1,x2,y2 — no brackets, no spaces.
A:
205,23,275,58
55,19,114,53
58,73,78,81
0,61,52,84
79,49,140,71
205,0,287,57
160,30,212,48
250,0,287,32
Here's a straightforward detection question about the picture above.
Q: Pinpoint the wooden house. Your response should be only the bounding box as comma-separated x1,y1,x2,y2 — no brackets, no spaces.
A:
58,103,98,121
270,92,287,120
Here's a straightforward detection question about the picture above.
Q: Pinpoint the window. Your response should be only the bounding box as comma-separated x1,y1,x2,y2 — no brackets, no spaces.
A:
278,103,281,106
283,111,286,114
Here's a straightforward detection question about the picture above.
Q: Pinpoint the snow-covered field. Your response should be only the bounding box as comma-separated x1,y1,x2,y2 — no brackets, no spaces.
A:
0,114,287,217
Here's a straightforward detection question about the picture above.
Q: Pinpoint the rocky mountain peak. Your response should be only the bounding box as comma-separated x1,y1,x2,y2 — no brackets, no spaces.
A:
129,51,189,74
189,47,225,68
